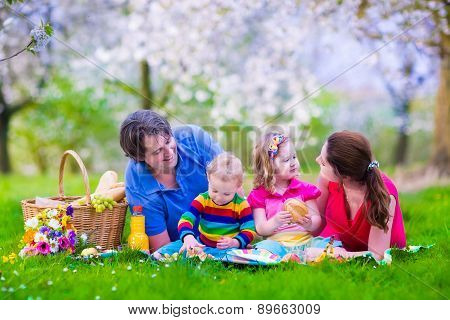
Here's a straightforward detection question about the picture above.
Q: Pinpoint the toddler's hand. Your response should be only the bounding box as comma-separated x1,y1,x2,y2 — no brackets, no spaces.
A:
179,235,205,253
272,210,292,227
216,237,240,249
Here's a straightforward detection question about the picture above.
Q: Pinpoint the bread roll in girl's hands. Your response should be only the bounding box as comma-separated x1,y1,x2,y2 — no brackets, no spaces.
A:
283,198,308,223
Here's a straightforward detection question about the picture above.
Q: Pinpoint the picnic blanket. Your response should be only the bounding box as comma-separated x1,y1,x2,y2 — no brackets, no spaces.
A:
220,244,433,266
154,244,433,266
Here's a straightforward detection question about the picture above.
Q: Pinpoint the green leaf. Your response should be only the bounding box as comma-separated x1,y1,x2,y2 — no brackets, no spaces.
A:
6,0,25,5
44,24,54,37
26,46,37,55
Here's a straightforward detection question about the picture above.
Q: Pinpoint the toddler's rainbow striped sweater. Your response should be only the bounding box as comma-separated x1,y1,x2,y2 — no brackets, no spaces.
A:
178,192,256,248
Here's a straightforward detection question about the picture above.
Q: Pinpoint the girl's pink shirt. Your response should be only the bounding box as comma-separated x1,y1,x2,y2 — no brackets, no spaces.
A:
247,178,321,234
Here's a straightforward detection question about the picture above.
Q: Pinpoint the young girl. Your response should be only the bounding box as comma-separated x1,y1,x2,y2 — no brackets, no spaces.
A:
247,132,338,258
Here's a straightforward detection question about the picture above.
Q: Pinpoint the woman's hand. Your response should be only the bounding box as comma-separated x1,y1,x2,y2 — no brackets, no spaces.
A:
179,235,205,253
271,210,292,228
216,237,240,249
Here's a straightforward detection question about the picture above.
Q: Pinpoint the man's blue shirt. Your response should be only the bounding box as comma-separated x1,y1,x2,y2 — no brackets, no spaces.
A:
124,125,223,241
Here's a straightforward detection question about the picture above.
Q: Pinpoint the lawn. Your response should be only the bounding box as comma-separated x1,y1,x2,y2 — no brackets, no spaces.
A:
0,174,448,299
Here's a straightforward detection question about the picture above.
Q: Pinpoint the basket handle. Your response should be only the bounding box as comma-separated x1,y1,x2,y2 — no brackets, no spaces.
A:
58,150,91,205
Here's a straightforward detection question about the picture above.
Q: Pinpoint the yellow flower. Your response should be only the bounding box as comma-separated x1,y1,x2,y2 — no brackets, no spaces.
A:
61,215,71,228
9,253,17,263
37,212,47,222
2,253,16,264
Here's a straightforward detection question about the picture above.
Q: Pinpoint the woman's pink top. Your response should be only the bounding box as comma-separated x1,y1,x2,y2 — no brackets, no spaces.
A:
247,178,321,234
320,174,406,251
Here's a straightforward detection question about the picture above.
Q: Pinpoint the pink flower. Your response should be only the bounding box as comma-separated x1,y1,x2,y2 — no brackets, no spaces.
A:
19,245,38,258
36,241,51,255
58,237,70,250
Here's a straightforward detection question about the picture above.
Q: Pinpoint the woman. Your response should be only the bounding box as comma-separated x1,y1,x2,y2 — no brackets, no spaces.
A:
120,110,223,251
315,131,406,260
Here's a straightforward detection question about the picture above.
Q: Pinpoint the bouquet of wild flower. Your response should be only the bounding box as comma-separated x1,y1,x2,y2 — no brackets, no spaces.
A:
19,205,77,257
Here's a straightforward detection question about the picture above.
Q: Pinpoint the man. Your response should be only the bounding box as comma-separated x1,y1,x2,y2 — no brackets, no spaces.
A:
120,110,223,251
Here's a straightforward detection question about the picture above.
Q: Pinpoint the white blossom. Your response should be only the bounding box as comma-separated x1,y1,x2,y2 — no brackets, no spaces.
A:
25,217,39,229
29,26,52,53
34,232,48,243
48,218,61,230
49,239,59,253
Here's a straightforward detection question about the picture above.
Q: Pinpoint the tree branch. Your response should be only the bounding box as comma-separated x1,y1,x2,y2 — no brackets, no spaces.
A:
158,82,173,107
0,40,33,62
9,98,35,116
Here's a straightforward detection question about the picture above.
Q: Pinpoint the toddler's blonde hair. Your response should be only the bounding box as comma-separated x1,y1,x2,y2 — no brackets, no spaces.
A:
252,131,289,193
207,152,243,186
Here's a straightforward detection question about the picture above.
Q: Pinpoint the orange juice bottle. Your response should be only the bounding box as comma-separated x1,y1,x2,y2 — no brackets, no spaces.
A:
127,205,149,251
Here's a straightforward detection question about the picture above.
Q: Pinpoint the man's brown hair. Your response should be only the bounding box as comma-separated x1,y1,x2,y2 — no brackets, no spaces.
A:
120,110,172,161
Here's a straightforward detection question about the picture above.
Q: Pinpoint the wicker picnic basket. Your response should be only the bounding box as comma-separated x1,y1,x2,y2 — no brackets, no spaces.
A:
21,150,128,250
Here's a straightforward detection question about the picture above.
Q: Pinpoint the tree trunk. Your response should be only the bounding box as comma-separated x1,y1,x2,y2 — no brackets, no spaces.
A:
140,60,153,109
394,101,410,165
395,130,409,165
0,110,11,174
431,34,450,176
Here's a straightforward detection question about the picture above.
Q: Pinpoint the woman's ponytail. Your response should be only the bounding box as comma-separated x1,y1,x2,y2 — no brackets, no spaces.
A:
364,167,390,231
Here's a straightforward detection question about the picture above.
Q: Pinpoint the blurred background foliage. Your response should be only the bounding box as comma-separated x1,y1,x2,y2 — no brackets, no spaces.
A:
0,0,448,186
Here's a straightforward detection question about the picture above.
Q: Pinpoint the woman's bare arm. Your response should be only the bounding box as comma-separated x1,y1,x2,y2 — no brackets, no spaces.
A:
316,175,330,215
315,175,330,234
367,195,396,260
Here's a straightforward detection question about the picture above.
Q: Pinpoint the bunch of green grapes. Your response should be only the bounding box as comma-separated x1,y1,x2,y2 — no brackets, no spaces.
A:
92,195,117,213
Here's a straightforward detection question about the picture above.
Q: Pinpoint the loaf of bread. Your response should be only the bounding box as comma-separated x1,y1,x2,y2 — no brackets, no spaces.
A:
101,187,125,202
283,198,308,223
95,171,118,194
69,170,124,206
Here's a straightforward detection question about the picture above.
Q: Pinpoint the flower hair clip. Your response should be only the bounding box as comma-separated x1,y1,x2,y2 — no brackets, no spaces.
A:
268,134,287,159
367,160,379,171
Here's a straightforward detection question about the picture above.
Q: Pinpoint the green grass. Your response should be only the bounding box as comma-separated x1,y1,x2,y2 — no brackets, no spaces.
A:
0,174,448,299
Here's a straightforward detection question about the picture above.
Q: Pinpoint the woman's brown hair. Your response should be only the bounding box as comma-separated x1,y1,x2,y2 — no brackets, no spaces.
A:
326,131,391,231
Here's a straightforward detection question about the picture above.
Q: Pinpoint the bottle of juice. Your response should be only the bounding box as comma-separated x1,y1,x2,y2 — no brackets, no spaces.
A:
127,205,149,251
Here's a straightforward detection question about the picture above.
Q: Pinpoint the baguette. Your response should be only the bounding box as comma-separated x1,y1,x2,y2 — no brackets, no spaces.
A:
99,187,126,202
95,171,118,194
68,173,124,206
111,182,125,189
